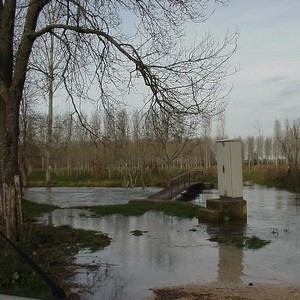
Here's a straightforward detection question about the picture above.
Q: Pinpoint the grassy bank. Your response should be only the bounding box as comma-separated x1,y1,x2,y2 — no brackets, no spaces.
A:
27,165,300,193
87,200,200,219
0,200,111,299
243,165,300,192
27,169,174,187
27,168,217,188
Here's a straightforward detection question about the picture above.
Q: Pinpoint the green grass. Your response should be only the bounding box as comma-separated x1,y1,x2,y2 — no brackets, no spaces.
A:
27,168,210,188
22,199,58,220
243,165,300,192
210,234,271,250
0,223,111,299
88,200,200,219
245,235,271,249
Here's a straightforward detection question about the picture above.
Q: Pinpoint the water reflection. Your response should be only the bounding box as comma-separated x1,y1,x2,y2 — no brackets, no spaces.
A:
31,185,300,299
218,244,244,283
206,223,246,283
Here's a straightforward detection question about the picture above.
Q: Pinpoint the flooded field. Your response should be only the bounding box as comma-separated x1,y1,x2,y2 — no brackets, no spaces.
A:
24,185,300,300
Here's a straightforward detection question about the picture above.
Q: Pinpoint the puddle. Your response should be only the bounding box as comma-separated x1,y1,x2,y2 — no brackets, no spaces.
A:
27,186,300,299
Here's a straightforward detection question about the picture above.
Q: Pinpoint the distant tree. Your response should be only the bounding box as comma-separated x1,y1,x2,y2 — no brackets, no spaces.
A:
215,113,227,140
145,109,195,174
30,2,65,185
19,83,39,187
131,110,147,169
280,119,300,173
273,119,282,166
264,137,273,164
255,135,264,165
202,120,213,167
245,136,255,169
254,121,264,165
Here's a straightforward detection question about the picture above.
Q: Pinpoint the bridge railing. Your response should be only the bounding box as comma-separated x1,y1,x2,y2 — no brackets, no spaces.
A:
170,170,203,199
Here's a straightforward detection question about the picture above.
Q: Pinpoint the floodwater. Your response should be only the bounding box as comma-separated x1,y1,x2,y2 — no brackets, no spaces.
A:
24,186,300,300
24,186,163,207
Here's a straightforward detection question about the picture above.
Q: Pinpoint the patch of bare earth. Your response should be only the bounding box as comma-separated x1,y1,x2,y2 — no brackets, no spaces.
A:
148,282,300,300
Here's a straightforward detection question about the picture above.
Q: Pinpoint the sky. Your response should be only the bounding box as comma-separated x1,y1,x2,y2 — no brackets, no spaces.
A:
46,1,300,139
202,0,300,138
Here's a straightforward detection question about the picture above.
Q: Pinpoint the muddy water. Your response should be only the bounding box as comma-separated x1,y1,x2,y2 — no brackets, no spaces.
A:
25,186,300,300
24,186,163,207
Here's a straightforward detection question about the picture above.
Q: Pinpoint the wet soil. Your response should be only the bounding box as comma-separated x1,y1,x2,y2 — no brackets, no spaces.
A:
149,282,300,300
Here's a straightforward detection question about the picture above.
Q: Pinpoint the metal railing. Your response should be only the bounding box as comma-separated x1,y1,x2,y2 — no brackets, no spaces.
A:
170,170,203,199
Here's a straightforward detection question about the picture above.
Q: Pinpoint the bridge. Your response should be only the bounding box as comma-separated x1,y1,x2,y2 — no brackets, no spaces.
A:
149,170,209,200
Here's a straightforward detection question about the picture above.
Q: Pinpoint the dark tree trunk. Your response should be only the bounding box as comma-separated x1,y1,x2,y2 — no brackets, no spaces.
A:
0,0,49,240
0,90,23,240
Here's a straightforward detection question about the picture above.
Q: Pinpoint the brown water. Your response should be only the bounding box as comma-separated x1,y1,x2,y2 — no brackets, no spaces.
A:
26,185,300,300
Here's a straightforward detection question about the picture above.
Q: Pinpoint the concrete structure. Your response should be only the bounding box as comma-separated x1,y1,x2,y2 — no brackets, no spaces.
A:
198,139,247,222
216,139,243,199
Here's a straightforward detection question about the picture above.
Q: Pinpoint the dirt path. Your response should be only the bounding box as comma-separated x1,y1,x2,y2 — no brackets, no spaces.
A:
148,282,300,300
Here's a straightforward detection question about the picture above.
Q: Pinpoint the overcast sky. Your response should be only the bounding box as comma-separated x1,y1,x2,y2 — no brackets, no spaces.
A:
203,0,300,138
50,1,300,139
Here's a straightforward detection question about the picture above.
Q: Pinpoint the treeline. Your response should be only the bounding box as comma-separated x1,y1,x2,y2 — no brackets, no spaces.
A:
242,119,300,171
20,108,216,186
19,108,300,185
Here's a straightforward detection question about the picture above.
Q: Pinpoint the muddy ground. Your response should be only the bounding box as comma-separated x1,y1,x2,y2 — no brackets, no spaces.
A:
148,282,300,300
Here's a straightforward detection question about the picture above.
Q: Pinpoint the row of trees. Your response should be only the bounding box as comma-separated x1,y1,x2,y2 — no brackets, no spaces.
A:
243,119,300,172
20,108,216,182
20,106,300,183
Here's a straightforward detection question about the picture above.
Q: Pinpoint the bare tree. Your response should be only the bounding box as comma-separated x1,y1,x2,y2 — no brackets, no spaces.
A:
29,2,66,185
19,83,39,187
201,120,213,168
0,0,237,239
145,108,195,175
264,136,273,165
280,119,300,174
215,112,227,140
273,119,282,166
255,121,264,165
245,136,255,169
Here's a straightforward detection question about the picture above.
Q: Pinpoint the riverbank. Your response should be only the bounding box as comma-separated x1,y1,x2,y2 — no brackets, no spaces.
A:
149,282,300,300
27,165,300,193
0,200,111,299
243,165,300,192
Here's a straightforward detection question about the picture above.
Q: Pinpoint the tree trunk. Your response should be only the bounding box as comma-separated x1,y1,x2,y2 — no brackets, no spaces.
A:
0,90,23,241
45,33,55,185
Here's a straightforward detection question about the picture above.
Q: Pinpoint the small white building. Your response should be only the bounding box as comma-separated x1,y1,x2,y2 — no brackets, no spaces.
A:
216,139,243,199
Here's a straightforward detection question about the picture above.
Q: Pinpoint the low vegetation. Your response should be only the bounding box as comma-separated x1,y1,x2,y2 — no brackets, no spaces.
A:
0,201,111,299
21,199,58,220
88,200,200,219
210,234,271,250
27,168,176,188
28,164,300,193
130,230,149,236
245,235,271,249
243,165,300,192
